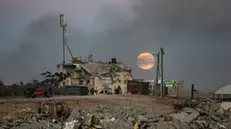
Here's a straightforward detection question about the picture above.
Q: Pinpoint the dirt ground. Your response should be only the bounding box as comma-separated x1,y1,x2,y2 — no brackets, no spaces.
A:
0,95,180,121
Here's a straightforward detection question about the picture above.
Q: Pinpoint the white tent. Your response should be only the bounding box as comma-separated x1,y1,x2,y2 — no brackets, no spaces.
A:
215,84,231,94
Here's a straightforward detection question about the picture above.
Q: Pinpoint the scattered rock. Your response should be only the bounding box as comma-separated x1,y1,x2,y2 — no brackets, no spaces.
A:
127,116,135,122
52,118,58,123
3,98,231,129
1,125,10,129
64,120,80,129
229,115,231,120
32,116,37,122
221,102,231,110
170,107,199,123
137,115,148,122
155,122,176,129
217,108,225,114
66,108,80,122
210,103,221,111
21,107,32,112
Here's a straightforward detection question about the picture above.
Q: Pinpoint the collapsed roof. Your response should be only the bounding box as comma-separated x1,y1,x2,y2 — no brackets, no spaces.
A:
62,62,131,76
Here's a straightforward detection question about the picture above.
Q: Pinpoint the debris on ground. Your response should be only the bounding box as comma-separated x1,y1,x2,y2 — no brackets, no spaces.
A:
170,98,231,129
1,97,231,129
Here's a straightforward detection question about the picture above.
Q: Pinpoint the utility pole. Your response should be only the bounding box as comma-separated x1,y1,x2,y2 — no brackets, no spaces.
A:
160,47,165,98
154,52,160,96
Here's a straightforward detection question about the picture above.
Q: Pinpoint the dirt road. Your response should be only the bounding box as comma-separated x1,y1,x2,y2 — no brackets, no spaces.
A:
0,95,126,103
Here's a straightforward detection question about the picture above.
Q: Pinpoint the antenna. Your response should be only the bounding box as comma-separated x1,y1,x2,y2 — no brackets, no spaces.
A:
60,14,74,64
60,14,66,64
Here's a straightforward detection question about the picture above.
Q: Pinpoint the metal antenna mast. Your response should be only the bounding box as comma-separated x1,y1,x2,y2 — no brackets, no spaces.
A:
60,14,66,64
60,14,74,65
63,24,74,59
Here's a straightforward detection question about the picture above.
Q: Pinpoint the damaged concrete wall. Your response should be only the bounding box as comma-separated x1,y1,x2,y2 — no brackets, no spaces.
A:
105,72,132,94
94,76,102,93
59,77,82,87
93,72,132,94
59,68,92,87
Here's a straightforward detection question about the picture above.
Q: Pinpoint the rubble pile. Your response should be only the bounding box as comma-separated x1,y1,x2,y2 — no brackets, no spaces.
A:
0,114,63,129
63,99,231,129
170,98,231,129
64,105,167,129
1,98,231,129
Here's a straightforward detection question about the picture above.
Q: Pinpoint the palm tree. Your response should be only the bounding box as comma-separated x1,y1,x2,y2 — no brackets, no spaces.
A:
40,71,68,87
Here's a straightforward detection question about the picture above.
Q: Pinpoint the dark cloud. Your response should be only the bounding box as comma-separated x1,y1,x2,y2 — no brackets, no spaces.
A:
90,0,231,91
0,13,62,83
1,0,231,92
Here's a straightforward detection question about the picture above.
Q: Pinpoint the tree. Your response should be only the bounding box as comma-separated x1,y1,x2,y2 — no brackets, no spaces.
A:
40,71,69,87
41,71,52,85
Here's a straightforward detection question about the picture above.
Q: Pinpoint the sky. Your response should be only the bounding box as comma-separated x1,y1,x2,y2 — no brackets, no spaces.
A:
0,0,231,91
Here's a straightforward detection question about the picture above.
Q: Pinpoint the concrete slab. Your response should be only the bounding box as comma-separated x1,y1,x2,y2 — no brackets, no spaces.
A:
221,102,231,110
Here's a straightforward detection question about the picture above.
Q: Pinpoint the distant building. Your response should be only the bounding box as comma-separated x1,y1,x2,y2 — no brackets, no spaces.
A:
127,80,150,95
133,79,185,96
132,79,155,95
58,58,132,94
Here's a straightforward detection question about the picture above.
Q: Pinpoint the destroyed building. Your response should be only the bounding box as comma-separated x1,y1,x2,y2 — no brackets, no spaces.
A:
58,58,132,94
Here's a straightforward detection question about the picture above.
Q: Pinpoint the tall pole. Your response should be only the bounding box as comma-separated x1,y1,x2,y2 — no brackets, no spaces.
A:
60,14,66,86
191,84,194,100
154,53,160,96
62,25,65,64
60,14,66,65
160,47,165,98
191,84,196,100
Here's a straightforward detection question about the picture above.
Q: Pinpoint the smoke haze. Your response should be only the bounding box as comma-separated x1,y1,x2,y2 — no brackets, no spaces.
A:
0,0,231,91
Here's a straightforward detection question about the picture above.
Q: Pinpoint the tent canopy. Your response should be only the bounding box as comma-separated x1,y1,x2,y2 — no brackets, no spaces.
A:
215,84,231,95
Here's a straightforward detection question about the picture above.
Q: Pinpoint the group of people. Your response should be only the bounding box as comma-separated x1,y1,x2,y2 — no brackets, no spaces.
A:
90,88,97,95
89,85,122,95
115,86,122,94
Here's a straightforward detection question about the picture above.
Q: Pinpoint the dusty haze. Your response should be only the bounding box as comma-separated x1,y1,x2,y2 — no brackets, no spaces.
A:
0,0,231,91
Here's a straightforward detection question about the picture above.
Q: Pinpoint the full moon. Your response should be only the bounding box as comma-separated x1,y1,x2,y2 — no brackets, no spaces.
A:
137,52,155,70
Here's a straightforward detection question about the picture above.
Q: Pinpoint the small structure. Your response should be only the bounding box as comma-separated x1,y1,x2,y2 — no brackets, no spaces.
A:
213,84,231,101
167,81,185,97
132,79,155,95
127,80,149,95
214,84,231,110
